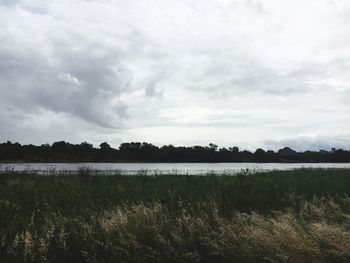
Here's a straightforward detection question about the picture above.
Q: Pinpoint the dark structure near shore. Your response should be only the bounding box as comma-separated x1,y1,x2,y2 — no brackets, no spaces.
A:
1,141,349,163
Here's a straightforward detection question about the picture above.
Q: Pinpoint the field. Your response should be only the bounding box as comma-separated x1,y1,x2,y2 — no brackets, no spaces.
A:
1,169,350,262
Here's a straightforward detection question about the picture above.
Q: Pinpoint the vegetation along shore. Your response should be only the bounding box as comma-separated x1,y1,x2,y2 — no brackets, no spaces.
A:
1,168,350,262
1,141,350,163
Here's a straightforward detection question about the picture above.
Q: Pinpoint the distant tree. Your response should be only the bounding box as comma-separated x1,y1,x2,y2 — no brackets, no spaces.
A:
80,141,93,148
52,141,68,149
100,142,111,150
130,142,142,149
254,148,267,162
229,147,239,153
219,147,229,153
209,143,218,151
277,147,297,156
1,140,350,163
119,143,131,151
255,148,265,154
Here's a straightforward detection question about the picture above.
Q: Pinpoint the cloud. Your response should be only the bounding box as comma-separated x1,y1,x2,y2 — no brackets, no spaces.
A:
0,0,350,149
263,134,350,151
0,0,20,7
0,2,133,129
58,72,82,87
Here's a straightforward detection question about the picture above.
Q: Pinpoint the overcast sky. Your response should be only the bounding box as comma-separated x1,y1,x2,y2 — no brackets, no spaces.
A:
1,0,350,151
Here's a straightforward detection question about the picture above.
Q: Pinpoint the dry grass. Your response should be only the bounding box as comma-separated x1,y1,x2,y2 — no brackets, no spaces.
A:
1,169,350,262
3,198,349,263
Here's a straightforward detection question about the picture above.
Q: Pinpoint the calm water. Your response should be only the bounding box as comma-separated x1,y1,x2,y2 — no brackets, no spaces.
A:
1,163,350,175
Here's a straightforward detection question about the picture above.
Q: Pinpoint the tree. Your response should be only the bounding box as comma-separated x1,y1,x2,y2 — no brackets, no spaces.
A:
229,147,239,153
209,143,218,151
52,141,68,149
80,141,93,149
100,142,111,150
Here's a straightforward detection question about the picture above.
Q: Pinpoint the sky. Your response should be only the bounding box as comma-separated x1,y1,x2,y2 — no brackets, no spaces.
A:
1,0,350,151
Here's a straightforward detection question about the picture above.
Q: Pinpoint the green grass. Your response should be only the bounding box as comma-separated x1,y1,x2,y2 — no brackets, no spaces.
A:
1,169,350,262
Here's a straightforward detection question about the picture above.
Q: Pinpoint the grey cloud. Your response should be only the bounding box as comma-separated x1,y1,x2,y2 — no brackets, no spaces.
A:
58,73,82,86
242,0,269,15
194,54,350,98
0,22,132,128
144,71,165,98
264,134,350,151
21,4,48,15
1,0,350,148
145,82,163,98
0,0,19,7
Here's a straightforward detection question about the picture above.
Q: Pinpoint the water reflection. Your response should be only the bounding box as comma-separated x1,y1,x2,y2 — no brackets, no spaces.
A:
1,162,350,175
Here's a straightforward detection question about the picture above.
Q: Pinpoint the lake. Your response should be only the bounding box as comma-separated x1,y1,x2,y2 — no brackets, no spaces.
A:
1,162,350,175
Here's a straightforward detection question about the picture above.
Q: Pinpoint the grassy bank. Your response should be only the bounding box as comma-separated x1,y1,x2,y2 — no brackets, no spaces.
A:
1,169,350,262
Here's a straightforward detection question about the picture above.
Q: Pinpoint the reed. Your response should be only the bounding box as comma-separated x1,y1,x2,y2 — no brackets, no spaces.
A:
1,169,350,262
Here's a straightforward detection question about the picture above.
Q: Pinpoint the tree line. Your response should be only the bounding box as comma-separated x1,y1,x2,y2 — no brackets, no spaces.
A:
0,141,349,163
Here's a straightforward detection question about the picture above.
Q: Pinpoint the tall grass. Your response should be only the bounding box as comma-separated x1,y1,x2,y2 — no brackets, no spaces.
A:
1,169,350,262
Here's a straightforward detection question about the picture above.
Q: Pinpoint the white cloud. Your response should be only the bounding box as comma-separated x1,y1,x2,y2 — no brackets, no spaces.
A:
0,0,350,149
58,72,82,87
